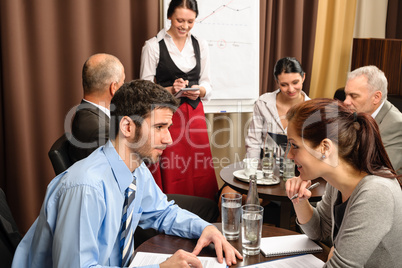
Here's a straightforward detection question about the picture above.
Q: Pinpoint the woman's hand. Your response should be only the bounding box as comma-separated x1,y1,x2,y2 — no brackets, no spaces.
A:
285,176,312,204
327,246,334,261
172,78,189,94
182,86,201,100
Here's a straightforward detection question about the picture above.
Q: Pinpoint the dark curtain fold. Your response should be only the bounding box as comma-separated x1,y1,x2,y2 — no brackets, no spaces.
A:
386,0,402,39
260,0,318,95
1,0,318,233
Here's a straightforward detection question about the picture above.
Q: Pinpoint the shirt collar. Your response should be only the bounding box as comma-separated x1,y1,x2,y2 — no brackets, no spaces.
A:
83,99,110,118
158,28,192,42
103,141,133,193
371,100,385,118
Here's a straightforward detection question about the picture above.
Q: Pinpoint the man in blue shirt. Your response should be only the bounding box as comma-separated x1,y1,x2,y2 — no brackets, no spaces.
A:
12,80,242,267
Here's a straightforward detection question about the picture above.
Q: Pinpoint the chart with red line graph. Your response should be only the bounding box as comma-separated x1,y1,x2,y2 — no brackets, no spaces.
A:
163,0,259,104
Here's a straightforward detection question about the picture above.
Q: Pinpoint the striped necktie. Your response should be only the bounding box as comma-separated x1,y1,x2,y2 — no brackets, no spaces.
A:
120,179,136,267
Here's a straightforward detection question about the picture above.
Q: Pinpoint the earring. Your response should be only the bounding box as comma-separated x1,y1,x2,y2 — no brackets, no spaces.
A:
321,154,326,160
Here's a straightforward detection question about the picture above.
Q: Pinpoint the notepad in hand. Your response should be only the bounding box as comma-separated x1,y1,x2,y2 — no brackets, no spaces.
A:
174,87,199,98
260,234,322,257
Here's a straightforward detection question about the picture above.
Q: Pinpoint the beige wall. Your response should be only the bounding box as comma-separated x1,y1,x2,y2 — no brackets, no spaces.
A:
207,112,253,189
354,0,388,39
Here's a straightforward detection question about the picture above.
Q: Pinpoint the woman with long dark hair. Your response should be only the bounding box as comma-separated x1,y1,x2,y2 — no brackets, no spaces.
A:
286,98,402,267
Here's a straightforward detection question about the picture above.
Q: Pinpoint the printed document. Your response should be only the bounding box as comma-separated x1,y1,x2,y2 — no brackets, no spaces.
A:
130,252,226,268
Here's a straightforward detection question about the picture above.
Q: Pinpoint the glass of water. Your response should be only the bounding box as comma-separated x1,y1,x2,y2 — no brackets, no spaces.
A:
283,158,295,180
221,193,242,240
241,204,264,255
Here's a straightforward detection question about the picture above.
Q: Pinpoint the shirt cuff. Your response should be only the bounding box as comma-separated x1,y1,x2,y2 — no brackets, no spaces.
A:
200,83,212,101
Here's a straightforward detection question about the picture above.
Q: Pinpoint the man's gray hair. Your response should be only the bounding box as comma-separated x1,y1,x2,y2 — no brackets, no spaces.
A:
347,65,388,101
82,54,124,95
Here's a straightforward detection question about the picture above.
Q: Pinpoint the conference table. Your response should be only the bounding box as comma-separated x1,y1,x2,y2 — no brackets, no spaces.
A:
135,223,329,267
220,162,327,229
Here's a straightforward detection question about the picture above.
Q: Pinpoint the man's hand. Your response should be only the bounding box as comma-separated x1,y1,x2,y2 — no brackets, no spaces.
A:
192,225,243,266
160,249,202,268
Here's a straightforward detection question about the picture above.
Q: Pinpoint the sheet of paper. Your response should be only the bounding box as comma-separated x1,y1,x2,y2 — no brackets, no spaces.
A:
243,254,325,268
130,252,227,268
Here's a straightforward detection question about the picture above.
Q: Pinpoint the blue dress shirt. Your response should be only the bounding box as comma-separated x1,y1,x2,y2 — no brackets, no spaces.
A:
12,141,210,267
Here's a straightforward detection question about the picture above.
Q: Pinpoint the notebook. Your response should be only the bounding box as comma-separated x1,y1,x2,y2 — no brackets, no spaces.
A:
260,234,322,257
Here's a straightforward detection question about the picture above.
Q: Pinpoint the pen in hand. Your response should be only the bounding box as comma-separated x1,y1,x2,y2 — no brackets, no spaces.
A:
175,76,189,87
290,182,320,200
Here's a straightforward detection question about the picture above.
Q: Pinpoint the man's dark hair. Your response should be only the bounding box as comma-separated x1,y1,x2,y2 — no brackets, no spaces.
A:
109,79,179,139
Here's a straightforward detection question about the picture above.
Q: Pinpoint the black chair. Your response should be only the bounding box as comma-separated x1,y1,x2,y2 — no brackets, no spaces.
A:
48,133,73,175
388,94,402,112
333,87,346,101
0,188,22,267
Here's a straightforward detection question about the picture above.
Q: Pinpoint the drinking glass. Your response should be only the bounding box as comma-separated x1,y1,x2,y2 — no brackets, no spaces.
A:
262,134,274,177
243,158,258,178
221,193,242,240
241,204,264,255
283,158,295,180
273,143,284,177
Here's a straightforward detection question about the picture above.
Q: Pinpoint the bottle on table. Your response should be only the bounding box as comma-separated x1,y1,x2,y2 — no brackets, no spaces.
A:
246,174,259,205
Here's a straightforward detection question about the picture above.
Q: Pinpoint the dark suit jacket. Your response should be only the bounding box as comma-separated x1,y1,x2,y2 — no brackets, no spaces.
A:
375,100,402,175
68,100,110,163
0,188,21,267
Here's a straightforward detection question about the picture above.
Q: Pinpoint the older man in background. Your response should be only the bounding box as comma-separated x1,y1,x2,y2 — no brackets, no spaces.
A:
344,65,402,175
69,53,126,163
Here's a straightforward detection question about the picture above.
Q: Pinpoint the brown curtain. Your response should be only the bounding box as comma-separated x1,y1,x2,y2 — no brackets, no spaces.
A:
386,0,402,39
1,0,318,234
260,0,319,96
0,0,160,233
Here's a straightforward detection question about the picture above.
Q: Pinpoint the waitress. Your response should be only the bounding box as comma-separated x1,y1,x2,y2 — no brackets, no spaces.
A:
140,0,218,200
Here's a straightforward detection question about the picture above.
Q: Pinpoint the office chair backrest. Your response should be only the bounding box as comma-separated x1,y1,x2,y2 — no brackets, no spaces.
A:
388,95,402,112
334,87,346,101
0,188,22,266
48,133,73,175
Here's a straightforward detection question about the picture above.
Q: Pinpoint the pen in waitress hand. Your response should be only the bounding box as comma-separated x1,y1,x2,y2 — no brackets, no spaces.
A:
290,182,320,200
175,76,188,87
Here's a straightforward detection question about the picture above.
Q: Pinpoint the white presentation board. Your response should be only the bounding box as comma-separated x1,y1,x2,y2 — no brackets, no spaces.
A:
162,0,260,113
